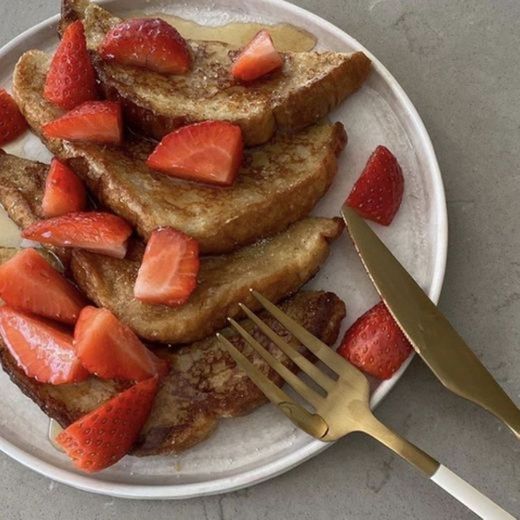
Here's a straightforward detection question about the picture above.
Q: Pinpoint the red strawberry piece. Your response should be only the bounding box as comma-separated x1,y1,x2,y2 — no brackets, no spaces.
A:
74,306,169,381
99,18,191,75
21,212,133,259
231,30,283,82
42,158,87,218
0,307,89,384
0,248,86,324
147,121,243,186
134,228,200,306
44,20,97,110
56,376,158,472
346,146,404,226
338,302,413,380
0,89,27,146
42,101,122,145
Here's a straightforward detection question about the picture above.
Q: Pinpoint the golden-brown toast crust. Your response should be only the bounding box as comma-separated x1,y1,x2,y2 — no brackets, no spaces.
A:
13,50,347,254
0,289,346,456
63,0,371,146
71,217,344,343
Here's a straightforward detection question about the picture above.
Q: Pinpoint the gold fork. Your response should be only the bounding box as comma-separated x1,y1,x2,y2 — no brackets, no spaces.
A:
217,291,515,520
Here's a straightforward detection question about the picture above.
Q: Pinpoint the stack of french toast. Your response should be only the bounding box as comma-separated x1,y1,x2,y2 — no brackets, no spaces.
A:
0,0,373,470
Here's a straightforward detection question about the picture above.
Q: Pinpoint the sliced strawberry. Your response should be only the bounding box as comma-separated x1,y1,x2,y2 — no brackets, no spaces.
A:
21,212,133,259
147,121,243,186
231,30,283,82
56,376,158,472
0,248,86,324
74,306,169,381
42,158,87,218
0,89,27,146
338,302,413,380
134,228,199,306
42,101,122,145
44,20,97,110
99,18,191,75
346,145,404,226
0,307,89,384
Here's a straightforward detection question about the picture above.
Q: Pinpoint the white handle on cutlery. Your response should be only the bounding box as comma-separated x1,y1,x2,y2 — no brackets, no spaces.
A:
431,465,516,519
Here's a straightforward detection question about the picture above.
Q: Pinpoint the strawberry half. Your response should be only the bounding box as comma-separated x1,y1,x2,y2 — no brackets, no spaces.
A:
99,18,191,75
0,307,89,385
44,20,97,110
42,158,87,218
42,101,122,145
231,30,283,82
56,376,158,472
134,228,200,306
147,121,243,186
74,306,169,381
346,146,404,226
0,248,86,324
338,302,413,380
22,212,133,259
0,89,27,146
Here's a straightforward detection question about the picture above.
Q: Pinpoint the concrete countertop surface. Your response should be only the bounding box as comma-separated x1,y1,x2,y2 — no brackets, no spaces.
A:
0,1,519,519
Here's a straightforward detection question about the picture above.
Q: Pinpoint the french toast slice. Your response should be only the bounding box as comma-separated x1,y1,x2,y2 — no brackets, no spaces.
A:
13,50,347,253
0,150,343,344
0,286,346,455
61,0,371,145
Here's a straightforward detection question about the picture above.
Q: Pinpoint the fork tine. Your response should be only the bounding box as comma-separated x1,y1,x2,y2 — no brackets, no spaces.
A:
238,303,335,392
216,333,328,438
227,318,324,408
250,290,348,374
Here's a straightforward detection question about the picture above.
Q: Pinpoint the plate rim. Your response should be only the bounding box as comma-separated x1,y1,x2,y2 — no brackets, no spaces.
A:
0,0,448,499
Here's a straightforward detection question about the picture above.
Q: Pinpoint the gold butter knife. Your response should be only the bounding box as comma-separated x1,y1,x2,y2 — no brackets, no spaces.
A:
341,205,520,439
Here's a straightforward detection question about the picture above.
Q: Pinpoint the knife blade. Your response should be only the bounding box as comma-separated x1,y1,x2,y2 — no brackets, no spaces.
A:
341,205,520,439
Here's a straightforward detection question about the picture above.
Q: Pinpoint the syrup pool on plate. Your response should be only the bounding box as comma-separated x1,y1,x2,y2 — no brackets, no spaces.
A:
124,12,317,51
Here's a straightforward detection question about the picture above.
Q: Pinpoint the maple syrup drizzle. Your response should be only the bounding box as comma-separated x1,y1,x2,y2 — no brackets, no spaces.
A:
124,12,317,52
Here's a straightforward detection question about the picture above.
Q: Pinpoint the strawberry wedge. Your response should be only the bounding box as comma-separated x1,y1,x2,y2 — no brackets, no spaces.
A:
22,212,133,259
134,228,200,306
56,377,158,472
147,121,243,187
44,20,97,110
0,248,86,324
100,18,191,75
42,158,87,218
0,307,89,385
346,146,404,226
231,30,283,82
42,101,122,145
74,306,169,381
338,302,413,380
0,89,27,146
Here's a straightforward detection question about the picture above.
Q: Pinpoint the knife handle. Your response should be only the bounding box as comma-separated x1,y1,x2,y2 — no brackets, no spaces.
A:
431,465,516,519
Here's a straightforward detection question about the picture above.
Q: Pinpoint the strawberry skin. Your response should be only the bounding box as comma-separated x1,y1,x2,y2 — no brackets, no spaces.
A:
22,212,133,259
0,307,89,385
134,228,200,306
0,248,86,325
147,121,244,186
44,20,97,110
347,146,404,226
231,30,283,82
338,302,413,380
56,377,158,472
42,158,87,218
74,306,169,381
0,89,27,146
99,18,191,75
42,101,122,145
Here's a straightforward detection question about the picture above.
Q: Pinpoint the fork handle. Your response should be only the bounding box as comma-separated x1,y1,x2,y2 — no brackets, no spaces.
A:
360,413,515,519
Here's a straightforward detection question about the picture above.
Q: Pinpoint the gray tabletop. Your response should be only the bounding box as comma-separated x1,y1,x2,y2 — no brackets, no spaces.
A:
1,1,519,519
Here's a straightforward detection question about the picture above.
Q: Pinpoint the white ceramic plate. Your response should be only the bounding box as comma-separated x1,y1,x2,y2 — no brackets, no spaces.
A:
0,0,447,499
